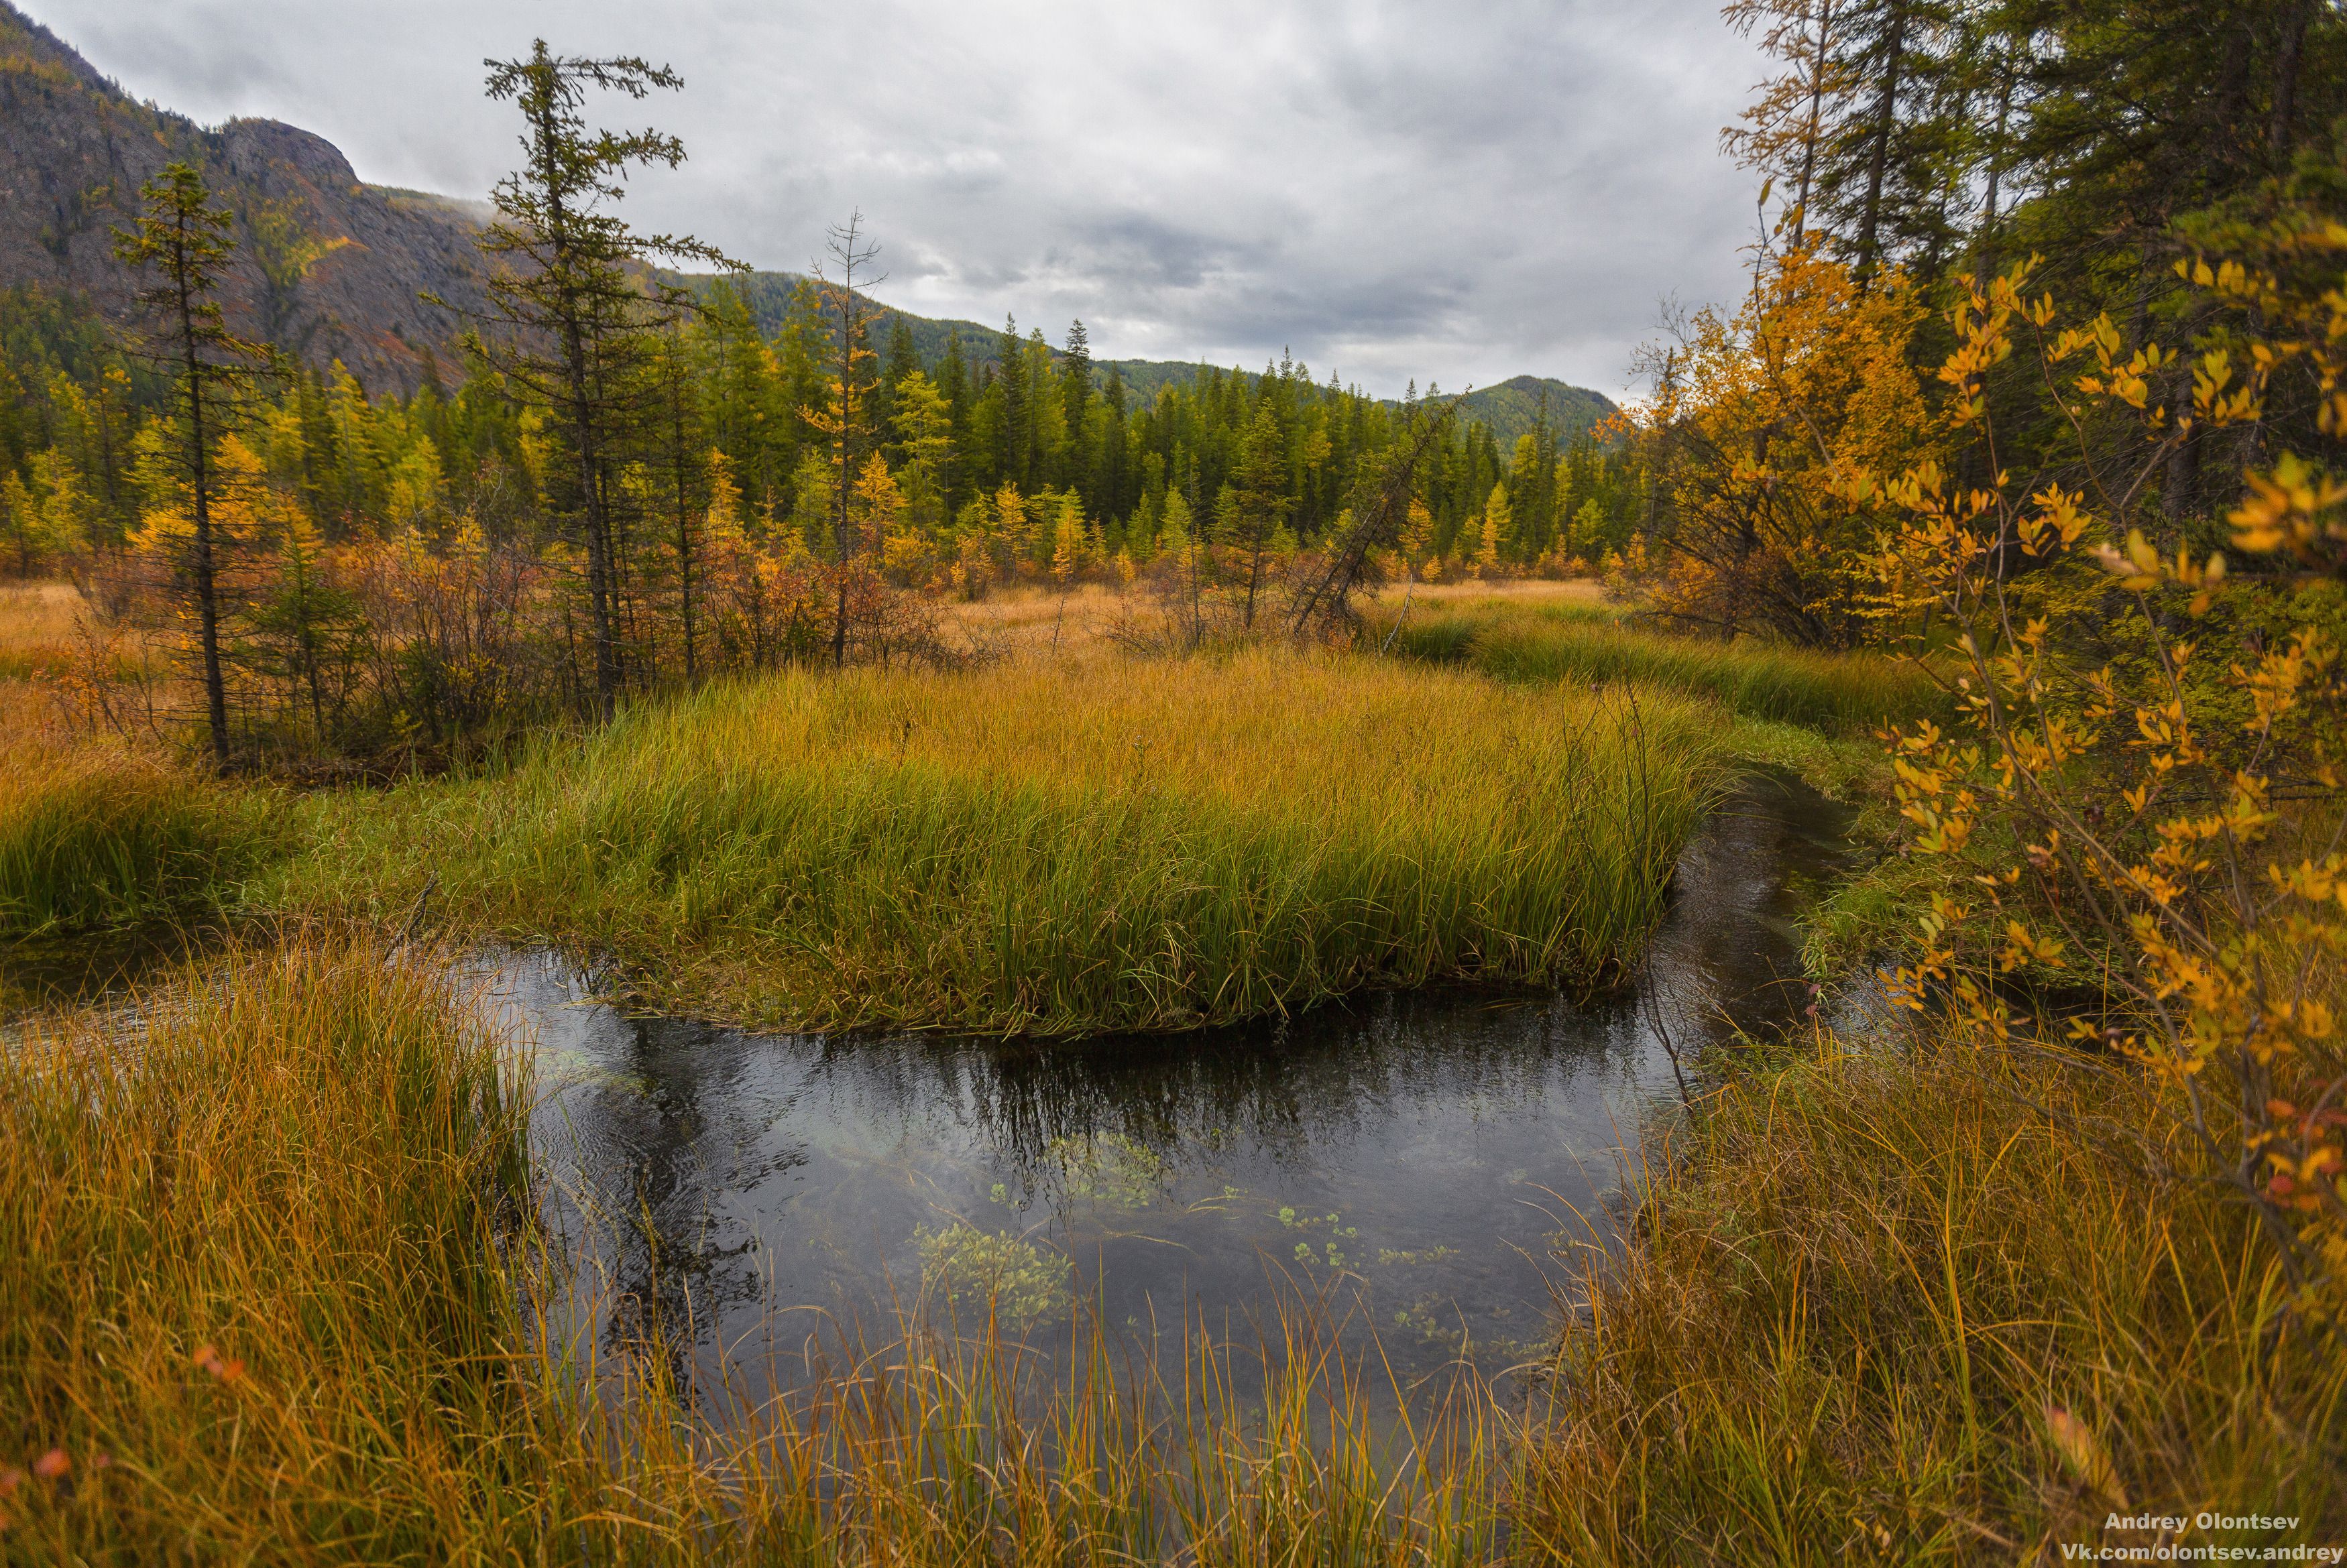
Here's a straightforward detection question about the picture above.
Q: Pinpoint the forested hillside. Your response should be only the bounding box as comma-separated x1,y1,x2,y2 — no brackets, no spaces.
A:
1,254,1640,599
1451,375,1613,448
678,269,1615,444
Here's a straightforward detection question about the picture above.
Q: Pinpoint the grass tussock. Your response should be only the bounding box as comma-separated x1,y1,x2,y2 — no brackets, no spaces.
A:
0,941,1507,1563
0,745,278,938
0,941,530,1558
279,650,1728,1034
1378,601,1943,734
1522,1036,2347,1564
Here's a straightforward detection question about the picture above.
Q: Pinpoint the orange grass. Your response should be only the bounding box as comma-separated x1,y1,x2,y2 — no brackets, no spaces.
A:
1520,1034,2347,1564
0,580,80,681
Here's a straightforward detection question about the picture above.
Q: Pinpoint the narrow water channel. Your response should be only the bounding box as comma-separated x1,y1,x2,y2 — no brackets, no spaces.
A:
483,770,1856,1404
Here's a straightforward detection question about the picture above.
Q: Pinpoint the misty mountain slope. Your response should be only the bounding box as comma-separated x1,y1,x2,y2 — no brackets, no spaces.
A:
0,0,487,395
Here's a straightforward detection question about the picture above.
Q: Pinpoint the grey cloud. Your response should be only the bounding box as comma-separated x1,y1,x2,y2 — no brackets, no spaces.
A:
1048,213,1273,294
22,0,1764,398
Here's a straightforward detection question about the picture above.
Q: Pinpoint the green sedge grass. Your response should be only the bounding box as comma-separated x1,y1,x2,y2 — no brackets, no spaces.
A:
0,746,278,938
275,648,1729,1034
1375,599,1945,734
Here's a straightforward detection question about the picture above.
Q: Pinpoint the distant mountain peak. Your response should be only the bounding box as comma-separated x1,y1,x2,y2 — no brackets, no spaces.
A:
1450,377,1618,446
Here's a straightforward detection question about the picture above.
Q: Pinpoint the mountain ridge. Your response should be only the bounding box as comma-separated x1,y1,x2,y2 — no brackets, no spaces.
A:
0,0,490,395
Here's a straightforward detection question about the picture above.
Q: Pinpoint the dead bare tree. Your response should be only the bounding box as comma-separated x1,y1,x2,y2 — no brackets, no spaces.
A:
807,212,884,668
1284,393,1465,645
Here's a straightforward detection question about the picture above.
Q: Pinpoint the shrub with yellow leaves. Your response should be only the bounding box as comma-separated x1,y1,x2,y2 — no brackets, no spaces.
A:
1859,224,2347,1312
1614,237,1937,648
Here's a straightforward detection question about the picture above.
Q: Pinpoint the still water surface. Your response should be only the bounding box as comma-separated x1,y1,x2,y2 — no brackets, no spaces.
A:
481,770,1855,1402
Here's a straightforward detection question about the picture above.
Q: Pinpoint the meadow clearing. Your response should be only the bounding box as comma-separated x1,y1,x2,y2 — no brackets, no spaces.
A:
5,579,1764,1034
1365,592,1943,735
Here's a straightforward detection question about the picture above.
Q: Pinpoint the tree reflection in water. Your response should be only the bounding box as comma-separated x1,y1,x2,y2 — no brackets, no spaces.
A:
483,770,1856,1418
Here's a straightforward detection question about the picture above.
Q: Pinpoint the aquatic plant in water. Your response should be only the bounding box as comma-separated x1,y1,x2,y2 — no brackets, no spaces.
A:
912,1221,1075,1333
1043,1131,1167,1211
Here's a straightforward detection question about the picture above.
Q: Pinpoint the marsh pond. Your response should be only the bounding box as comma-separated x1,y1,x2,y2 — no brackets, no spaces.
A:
477,770,1858,1408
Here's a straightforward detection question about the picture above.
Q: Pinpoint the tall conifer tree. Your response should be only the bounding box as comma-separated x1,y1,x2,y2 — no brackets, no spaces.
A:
463,41,733,717
1059,319,1094,500
113,162,273,765
995,316,1028,489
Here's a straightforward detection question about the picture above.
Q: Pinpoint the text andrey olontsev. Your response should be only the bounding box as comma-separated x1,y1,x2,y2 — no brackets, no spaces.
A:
2057,1515,2338,1566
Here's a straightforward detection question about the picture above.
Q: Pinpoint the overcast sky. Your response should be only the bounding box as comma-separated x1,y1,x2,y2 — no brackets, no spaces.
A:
26,0,1765,399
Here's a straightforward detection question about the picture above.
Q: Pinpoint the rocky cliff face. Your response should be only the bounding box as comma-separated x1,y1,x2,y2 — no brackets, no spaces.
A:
0,2,490,396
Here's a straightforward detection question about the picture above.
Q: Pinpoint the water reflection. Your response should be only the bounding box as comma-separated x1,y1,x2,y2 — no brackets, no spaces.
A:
483,770,1854,1402
0,923,217,1022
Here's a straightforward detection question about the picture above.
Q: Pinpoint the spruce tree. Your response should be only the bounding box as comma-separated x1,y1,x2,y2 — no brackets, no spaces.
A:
995,316,1028,489
939,327,974,514
1100,365,1129,520
876,314,919,446
1059,319,1094,500
1025,328,1054,487
463,41,734,717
